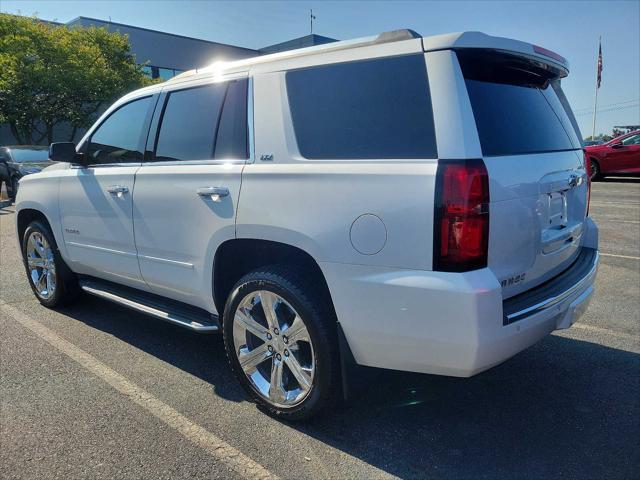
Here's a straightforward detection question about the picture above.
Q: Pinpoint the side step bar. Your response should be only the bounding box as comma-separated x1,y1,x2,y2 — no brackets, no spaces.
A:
79,278,220,333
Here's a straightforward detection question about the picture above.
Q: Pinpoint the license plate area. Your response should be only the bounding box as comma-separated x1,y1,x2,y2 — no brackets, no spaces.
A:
547,191,568,228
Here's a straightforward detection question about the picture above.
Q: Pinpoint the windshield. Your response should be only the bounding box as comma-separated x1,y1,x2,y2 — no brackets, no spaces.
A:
621,134,640,145
10,149,50,163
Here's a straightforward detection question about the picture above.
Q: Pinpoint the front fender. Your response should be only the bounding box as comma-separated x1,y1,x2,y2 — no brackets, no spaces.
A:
15,173,67,261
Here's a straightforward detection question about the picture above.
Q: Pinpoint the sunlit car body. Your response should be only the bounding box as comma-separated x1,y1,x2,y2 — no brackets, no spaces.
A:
14,30,599,420
585,130,640,179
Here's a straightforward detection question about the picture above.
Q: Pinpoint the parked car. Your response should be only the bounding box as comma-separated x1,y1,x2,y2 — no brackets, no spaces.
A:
585,130,640,179
14,29,599,420
0,146,53,200
584,140,603,146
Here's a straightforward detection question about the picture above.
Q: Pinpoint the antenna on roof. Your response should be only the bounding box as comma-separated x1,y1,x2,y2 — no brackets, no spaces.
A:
310,9,316,35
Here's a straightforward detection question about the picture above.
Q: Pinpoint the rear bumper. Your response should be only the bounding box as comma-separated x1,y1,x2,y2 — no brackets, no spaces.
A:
503,247,598,327
321,245,599,378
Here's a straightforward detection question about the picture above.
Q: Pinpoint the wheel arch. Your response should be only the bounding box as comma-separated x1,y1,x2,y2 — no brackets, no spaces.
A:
16,208,55,248
214,238,361,403
589,156,603,177
212,238,335,319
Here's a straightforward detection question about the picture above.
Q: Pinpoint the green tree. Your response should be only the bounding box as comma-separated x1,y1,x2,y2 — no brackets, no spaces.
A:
0,14,154,144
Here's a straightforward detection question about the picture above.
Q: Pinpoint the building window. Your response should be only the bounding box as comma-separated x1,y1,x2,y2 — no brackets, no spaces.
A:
158,68,175,81
141,65,185,81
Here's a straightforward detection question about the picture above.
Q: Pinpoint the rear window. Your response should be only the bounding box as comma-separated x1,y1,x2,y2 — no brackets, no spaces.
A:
286,54,437,159
458,50,581,156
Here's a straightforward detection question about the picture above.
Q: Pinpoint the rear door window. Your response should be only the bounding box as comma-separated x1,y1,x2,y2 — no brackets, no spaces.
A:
155,84,226,161
286,54,437,159
458,50,581,156
153,79,248,162
214,79,249,160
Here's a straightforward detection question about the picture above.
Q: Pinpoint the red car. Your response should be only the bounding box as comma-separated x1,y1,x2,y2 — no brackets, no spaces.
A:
585,130,640,180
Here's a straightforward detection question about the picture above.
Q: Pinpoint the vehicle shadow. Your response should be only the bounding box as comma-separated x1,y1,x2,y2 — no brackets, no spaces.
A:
56,295,247,402
299,336,640,479
60,295,639,479
598,177,640,183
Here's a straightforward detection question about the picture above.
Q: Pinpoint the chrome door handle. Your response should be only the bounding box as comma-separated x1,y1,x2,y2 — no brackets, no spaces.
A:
197,186,229,201
106,185,129,196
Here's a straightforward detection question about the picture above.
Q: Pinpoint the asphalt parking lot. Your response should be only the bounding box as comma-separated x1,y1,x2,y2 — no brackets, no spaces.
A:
1,179,639,479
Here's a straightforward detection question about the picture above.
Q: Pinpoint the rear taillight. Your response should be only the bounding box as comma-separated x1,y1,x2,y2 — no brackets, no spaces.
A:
584,149,591,216
434,159,490,272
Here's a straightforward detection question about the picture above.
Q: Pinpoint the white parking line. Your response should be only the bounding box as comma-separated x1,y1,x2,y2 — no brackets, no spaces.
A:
600,252,640,260
589,201,640,207
597,219,640,224
573,323,640,342
1,302,279,480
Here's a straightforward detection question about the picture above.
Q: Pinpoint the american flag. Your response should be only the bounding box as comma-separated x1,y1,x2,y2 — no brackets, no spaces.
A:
596,40,603,89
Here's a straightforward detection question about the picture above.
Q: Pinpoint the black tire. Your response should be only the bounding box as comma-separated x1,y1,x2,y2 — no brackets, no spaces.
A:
590,158,602,181
223,265,340,421
22,220,79,308
9,176,18,200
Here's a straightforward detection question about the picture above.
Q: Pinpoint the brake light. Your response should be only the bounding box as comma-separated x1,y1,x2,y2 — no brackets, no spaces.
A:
434,159,490,272
584,150,591,216
533,45,567,64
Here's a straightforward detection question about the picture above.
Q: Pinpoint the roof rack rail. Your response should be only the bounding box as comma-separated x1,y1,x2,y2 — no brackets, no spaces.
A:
375,29,421,44
170,28,424,81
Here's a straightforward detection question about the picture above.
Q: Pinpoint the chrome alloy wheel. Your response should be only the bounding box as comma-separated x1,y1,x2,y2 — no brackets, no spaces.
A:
232,290,315,408
26,231,56,299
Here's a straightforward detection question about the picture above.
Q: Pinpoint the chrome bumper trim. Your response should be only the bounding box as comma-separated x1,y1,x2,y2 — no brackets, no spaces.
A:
504,250,599,325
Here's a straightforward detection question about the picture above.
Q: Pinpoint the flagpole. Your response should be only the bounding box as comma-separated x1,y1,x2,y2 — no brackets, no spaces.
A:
591,36,601,140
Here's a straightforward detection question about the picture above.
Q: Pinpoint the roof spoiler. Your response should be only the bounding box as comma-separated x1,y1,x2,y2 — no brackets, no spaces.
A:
423,31,570,74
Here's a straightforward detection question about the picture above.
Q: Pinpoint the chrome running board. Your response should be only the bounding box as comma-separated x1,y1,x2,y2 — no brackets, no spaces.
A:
79,278,219,333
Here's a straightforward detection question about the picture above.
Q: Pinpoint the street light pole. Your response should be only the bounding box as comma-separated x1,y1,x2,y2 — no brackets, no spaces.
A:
591,72,599,141
310,9,316,35
591,36,602,140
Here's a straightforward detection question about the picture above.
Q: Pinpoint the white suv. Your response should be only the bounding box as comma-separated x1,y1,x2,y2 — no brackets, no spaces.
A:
15,30,599,420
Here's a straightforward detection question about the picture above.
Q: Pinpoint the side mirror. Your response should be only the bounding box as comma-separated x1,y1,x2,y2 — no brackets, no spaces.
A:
610,142,625,149
49,142,83,164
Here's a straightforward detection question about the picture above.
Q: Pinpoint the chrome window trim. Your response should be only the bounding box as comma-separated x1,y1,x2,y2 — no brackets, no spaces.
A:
72,162,143,169
138,159,246,167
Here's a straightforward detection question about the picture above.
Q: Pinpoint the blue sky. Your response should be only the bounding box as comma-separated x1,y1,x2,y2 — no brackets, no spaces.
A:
3,0,639,137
